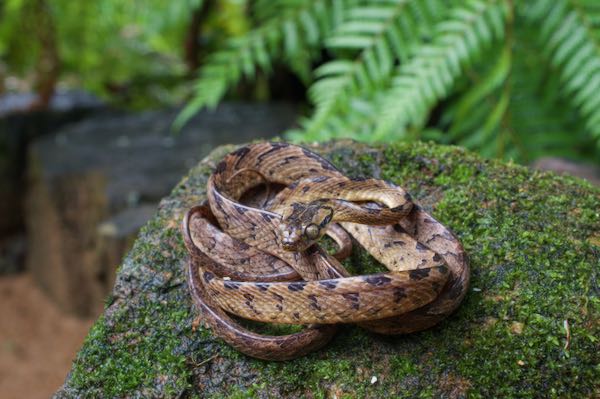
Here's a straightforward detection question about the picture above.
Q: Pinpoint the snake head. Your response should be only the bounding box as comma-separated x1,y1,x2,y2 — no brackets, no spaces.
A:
278,201,334,252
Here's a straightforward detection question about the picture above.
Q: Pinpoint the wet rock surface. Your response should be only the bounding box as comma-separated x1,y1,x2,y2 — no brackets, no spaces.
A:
54,141,599,398
29,103,298,210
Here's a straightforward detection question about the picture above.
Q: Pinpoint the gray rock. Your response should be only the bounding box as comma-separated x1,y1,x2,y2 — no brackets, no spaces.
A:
53,141,599,398
0,234,26,274
0,90,103,236
532,157,600,186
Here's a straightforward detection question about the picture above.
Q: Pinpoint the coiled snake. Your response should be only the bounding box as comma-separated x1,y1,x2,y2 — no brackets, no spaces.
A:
182,142,469,360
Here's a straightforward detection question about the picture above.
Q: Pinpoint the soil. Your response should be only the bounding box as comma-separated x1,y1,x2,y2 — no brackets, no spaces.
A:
0,273,93,399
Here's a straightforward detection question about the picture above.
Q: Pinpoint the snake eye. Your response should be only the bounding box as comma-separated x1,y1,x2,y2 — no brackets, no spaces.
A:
304,224,320,240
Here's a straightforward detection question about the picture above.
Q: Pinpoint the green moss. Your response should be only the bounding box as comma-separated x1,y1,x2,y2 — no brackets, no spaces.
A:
205,383,267,399
69,299,193,397
59,140,599,398
66,170,212,397
342,244,388,275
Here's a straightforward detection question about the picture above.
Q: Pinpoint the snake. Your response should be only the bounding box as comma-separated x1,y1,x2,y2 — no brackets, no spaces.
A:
182,142,469,360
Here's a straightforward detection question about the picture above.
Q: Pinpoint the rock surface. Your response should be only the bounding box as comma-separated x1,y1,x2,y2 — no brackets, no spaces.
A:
0,234,26,275
54,141,599,398
532,157,600,187
0,90,102,237
26,103,297,316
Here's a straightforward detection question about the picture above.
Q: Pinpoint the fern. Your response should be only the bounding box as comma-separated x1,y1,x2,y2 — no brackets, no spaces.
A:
443,18,597,161
289,90,384,141
174,0,354,129
523,0,600,141
444,44,513,158
181,0,600,164
302,0,450,136
373,0,509,139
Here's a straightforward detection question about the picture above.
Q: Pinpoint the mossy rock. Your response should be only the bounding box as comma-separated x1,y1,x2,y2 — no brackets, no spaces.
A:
54,141,599,398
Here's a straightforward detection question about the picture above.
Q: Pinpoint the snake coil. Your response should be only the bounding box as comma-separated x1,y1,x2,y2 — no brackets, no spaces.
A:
182,142,469,360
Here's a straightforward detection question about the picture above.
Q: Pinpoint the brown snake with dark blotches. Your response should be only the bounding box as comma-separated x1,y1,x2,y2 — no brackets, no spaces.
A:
182,142,469,360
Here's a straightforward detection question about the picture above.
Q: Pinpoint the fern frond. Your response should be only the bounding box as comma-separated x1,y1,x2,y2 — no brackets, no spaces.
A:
442,18,596,162
443,42,512,158
373,0,509,139
303,0,450,136
174,0,352,129
252,0,310,23
175,0,599,164
568,0,600,41
522,0,600,143
290,90,384,142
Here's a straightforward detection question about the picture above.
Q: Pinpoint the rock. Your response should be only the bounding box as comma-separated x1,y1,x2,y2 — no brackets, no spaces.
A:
0,90,101,117
532,157,600,187
0,90,103,237
26,103,297,316
53,141,599,398
25,170,108,316
0,234,26,274
96,205,159,307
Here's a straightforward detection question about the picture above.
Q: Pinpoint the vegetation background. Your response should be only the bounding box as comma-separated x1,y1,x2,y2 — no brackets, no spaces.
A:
1,1,599,397
2,0,600,163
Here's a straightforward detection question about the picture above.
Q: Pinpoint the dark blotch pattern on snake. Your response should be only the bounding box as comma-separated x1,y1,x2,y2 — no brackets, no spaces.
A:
181,142,469,360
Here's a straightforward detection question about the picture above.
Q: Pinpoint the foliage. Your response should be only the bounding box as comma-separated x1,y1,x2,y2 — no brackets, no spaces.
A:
183,0,600,163
174,0,352,128
0,0,248,107
2,0,599,163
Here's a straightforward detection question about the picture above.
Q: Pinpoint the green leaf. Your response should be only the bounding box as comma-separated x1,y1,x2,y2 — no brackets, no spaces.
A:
450,43,510,136
374,0,508,138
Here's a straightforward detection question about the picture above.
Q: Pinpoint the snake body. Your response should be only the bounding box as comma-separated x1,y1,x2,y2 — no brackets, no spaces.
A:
183,142,469,360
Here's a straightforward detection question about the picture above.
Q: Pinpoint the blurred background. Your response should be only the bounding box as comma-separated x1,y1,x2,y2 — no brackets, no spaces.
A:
1,1,598,397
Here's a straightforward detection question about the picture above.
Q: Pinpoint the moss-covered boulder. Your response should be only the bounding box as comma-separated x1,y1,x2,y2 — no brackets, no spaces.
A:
54,141,599,398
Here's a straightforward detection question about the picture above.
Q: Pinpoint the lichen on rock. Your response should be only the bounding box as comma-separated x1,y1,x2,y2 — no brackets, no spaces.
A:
54,140,599,398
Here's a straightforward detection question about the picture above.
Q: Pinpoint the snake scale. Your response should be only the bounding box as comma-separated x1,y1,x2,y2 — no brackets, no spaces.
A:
182,142,469,360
